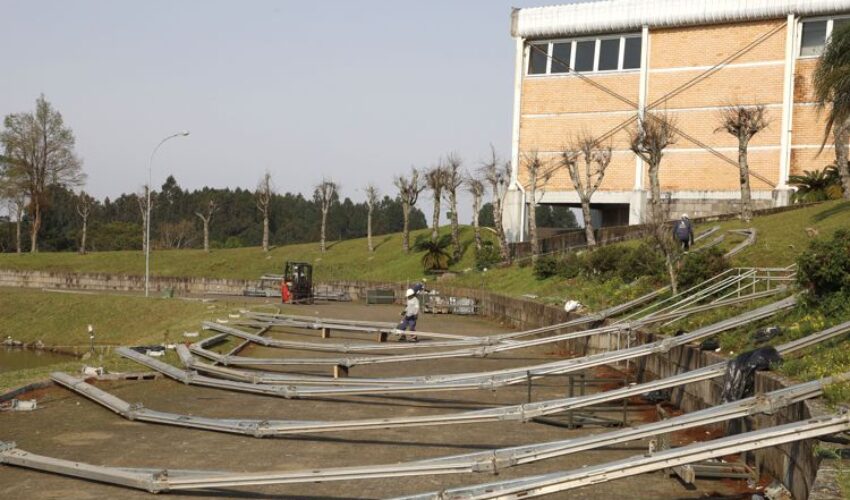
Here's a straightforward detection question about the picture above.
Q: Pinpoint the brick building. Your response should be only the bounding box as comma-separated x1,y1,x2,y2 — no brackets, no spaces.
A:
502,0,850,241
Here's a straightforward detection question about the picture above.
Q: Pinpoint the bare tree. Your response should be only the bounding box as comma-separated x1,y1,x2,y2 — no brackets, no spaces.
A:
425,164,447,243
393,167,425,253
159,220,195,249
314,178,339,253
630,114,678,224
443,154,464,260
255,172,273,252
524,151,554,263
364,184,379,253
136,186,151,253
76,190,94,255
479,146,511,262
466,175,486,252
0,171,26,254
630,114,680,292
194,198,216,253
0,94,84,252
561,135,612,247
717,105,770,221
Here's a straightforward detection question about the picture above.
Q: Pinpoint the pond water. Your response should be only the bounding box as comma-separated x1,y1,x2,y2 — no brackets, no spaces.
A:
0,348,74,373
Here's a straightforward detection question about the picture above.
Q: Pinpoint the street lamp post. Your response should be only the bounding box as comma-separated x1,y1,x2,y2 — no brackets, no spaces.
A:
145,131,190,297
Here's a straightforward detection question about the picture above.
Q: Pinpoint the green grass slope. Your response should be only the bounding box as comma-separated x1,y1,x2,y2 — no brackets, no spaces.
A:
0,226,488,283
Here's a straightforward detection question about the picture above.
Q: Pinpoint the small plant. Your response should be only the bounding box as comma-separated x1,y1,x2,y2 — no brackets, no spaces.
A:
678,247,729,290
533,255,559,279
474,241,502,271
416,234,452,272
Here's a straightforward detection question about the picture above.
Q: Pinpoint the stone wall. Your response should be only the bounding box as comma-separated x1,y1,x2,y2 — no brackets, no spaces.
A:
0,269,248,295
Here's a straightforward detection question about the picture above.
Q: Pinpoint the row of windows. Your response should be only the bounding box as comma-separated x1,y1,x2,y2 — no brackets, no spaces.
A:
800,17,850,57
527,35,642,76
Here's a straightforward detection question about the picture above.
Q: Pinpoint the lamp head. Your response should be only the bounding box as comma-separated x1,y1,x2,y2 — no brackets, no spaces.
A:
179,130,190,137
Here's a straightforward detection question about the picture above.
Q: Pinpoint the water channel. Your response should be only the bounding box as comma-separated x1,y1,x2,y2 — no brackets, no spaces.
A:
0,348,74,373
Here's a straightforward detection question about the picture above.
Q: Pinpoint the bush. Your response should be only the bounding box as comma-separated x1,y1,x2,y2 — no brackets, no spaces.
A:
678,247,729,290
223,236,243,248
617,244,665,282
585,245,631,278
474,241,502,271
797,229,850,297
533,256,559,279
533,252,586,280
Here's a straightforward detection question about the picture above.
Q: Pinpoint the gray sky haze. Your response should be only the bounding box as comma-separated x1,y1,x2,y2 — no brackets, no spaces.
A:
1,0,557,222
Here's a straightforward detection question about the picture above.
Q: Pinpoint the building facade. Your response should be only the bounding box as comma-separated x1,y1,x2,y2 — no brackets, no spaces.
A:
503,0,850,241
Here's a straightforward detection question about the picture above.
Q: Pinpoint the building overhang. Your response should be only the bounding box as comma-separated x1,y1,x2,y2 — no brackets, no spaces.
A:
512,0,850,39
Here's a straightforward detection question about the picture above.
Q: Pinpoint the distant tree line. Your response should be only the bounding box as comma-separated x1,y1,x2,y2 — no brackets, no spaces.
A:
0,175,427,253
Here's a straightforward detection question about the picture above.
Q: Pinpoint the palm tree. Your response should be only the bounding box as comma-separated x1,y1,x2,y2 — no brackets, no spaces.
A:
814,22,850,199
417,237,452,272
788,165,843,203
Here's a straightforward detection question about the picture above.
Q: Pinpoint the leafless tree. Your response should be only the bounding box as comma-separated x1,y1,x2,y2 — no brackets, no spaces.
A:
159,220,195,249
394,167,425,253
255,172,273,252
314,178,339,253
561,135,612,247
76,190,94,255
524,151,554,263
0,95,84,252
630,113,680,292
136,186,151,253
479,146,511,262
630,113,678,225
425,164,447,243
364,184,379,253
194,198,216,253
466,175,486,252
443,153,464,260
7,194,26,254
717,105,770,221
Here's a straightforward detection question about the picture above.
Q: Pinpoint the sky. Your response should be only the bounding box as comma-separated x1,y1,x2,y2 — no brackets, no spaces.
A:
1,0,560,223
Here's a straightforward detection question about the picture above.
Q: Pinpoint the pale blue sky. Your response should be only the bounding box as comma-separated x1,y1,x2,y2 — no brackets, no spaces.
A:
1,0,559,222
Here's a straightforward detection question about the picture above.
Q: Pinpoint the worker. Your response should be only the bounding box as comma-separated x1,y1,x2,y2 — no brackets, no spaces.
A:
396,288,420,342
674,213,694,250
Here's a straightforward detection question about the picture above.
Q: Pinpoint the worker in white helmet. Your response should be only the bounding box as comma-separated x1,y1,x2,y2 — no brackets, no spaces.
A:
396,288,420,342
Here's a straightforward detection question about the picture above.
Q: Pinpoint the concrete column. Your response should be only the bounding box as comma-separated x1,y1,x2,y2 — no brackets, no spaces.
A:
502,189,526,243
629,190,647,225
775,13,798,206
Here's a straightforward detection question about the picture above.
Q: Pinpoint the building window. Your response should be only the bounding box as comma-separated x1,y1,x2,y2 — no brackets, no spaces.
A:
526,34,642,76
799,17,850,57
528,43,549,74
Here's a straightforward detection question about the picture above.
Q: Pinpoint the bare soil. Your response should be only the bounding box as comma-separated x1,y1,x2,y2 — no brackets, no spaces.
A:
0,302,757,499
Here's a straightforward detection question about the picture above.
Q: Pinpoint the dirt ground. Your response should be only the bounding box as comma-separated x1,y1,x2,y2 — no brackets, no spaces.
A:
0,301,757,499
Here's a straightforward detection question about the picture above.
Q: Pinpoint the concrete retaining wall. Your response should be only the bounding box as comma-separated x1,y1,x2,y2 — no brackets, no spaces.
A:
0,269,248,295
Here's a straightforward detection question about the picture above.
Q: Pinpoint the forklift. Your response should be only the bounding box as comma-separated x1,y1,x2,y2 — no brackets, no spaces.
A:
281,261,313,304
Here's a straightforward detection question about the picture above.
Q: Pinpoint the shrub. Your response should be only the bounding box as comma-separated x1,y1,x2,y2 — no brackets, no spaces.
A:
797,229,850,297
533,256,559,279
678,247,729,290
556,252,584,279
474,241,502,271
617,244,665,282
585,245,631,278
223,236,243,248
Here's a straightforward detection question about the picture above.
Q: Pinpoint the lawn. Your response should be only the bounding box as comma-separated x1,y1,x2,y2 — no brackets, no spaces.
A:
0,288,250,393
0,226,488,283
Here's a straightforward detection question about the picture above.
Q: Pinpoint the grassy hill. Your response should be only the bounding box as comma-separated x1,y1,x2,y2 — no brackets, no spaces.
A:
0,226,488,283
1,201,848,281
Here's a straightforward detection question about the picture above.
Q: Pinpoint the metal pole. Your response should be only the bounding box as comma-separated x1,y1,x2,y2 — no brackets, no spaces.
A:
145,131,189,298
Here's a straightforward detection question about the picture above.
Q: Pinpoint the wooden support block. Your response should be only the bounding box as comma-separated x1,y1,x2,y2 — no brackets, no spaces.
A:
321,327,331,339
377,332,388,343
334,365,349,378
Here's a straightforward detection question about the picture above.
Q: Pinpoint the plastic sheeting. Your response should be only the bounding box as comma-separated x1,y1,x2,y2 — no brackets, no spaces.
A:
721,347,782,403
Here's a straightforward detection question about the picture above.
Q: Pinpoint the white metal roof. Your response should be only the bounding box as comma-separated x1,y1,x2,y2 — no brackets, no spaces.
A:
512,0,850,38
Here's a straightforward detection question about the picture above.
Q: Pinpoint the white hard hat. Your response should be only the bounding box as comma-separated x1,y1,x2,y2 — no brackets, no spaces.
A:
682,213,689,219
406,289,415,298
